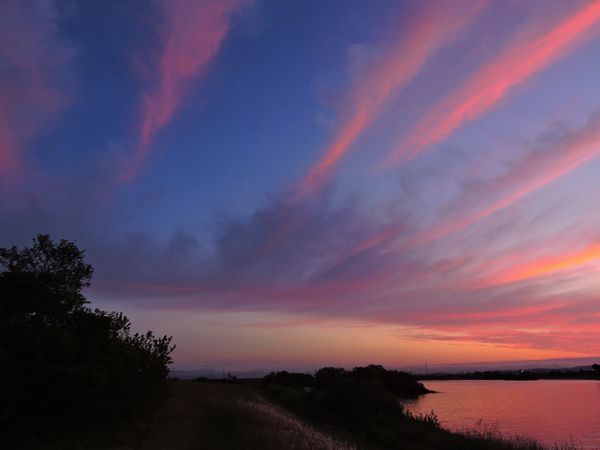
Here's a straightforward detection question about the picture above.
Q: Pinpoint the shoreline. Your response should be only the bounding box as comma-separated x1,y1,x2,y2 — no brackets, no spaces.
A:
417,369,599,382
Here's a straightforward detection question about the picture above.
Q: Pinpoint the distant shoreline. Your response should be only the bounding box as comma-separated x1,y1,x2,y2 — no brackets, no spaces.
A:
417,368,599,381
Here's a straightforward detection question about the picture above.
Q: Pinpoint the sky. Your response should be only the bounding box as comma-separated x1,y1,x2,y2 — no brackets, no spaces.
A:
2,0,600,371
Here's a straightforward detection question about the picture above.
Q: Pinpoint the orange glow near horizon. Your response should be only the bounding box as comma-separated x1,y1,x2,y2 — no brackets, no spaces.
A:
383,0,600,167
7,0,600,368
111,307,586,370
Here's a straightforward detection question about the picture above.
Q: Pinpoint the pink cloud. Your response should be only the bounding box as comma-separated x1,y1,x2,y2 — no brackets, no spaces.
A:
343,109,600,261
121,0,249,181
0,0,75,187
478,241,600,288
295,0,487,196
408,111,600,246
99,273,600,356
382,0,600,167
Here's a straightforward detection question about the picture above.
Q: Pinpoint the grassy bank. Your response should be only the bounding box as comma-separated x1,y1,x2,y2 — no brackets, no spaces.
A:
11,380,577,450
261,383,570,450
13,380,354,450
259,365,576,450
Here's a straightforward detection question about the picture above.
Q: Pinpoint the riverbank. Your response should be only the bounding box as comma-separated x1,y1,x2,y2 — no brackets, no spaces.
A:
18,380,577,450
418,368,600,381
405,379,598,449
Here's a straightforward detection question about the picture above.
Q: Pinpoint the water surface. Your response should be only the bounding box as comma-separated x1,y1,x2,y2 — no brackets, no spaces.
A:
404,380,600,449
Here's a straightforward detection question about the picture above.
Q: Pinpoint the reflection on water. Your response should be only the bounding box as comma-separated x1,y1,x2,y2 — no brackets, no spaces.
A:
404,380,600,449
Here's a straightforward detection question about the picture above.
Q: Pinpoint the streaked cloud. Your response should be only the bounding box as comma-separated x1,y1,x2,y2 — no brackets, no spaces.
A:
297,0,486,195
408,111,600,246
3,1,600,366
0,0,76,186
382,0,600,166
484,242,600,287
121,0,249,181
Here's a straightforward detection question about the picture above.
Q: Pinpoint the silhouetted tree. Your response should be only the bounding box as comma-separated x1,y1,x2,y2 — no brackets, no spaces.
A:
314,367,349,388
264,365,430,428
263,370,314,388
593,364,600,372
352,364,430,397
0,235,175,435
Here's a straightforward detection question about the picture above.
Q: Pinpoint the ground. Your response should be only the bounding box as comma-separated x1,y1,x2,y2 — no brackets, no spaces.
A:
19,380,569,450
25,381,355,450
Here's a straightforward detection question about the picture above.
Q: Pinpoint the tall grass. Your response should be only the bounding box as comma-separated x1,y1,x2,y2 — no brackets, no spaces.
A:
238,398,356,449
459,420,579,450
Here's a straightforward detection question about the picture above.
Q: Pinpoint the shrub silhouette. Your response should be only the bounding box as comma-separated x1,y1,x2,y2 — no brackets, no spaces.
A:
310,365,429,424
262,371,314,389
314,366,349,388
0,234,174,435
351,364,430,398
312,375,403,424
264,364,429,427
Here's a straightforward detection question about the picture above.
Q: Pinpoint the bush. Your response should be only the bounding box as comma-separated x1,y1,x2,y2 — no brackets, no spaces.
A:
0,235,175,436
314,366,349,388
263,365,430,427
314,364,429,398
262,370,314,389
312,376,403,424
352,364,430,398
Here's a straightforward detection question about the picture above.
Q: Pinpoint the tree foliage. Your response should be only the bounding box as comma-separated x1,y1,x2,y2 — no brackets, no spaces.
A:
0,234,175,435
314,364,430,397
262,371,314,389
263,365,430,426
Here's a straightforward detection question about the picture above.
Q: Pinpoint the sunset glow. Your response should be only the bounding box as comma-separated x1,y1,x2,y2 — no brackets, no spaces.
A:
2,0,600,371
489,242,600,286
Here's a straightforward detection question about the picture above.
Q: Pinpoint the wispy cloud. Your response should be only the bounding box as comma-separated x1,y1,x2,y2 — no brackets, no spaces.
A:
121,0,249,181
408,111,600,246
0,0,76,187
382,0,600,167
10,158,599,358
296,0,486,195
483,241,600,287
266,1,486,261
3,1,600,362
88,109,600,357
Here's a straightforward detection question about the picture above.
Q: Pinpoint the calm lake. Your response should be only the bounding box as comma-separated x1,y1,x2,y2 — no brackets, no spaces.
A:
404,380,600,449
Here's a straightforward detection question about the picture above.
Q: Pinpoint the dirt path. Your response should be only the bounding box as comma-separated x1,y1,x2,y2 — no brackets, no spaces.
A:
237,395,355,450
133,381,356,450
28,381,355,450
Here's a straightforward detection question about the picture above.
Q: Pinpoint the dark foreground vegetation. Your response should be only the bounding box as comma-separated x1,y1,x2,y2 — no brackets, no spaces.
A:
260,367,575,450
264,365,432,398
8,379,577,450
0,235,174,446
13,380,352,450
0,235,579,449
